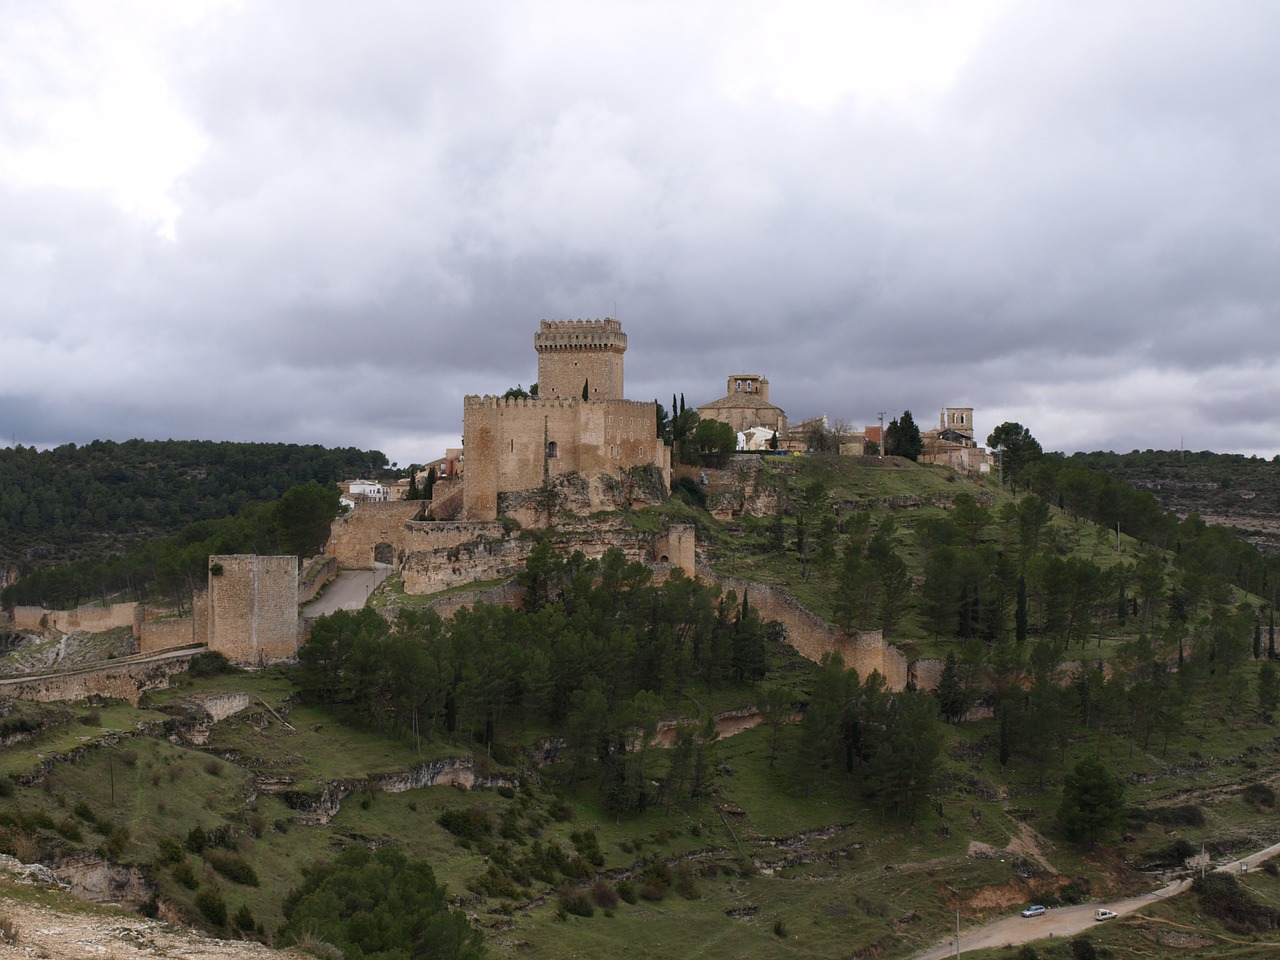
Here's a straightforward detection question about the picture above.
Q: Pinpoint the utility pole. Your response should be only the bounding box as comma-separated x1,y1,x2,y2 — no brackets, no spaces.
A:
955,909,960,957
878,411,886,461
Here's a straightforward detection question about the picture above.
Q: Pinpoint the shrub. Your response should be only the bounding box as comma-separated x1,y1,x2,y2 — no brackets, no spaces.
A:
204,759,224,777
558,884,594,918
189,652,235,677
590,878,619,909
674,865,700,900
436,807,493,843
186,826,208,854
73,801,97,826
773,918,787,938
205,849,259,886
119,749,138,767
1194,873,1280,933
172,859,198,889
570,830,605,867
168,764,184,782
79,710,101,727
55,818,83,842
195,886,227,927
1243,783,1276,812
232,904,255,932
0,914,18,944
1069,935,1097,960
105,825,130,859
615,879,637,904
246,813,267,837
157,837,184,865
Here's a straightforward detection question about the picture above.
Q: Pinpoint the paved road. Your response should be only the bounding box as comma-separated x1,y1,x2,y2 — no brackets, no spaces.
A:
302,563,391,617
914,840,1280,959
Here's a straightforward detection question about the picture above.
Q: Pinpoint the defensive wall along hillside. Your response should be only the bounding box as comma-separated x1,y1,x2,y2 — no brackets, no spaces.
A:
703,571,916,691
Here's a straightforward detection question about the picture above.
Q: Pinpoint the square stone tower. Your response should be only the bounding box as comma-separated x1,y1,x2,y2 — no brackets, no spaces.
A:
535,318,626,400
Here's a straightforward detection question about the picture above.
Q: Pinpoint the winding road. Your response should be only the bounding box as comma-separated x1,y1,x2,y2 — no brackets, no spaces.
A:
913,840,1280,959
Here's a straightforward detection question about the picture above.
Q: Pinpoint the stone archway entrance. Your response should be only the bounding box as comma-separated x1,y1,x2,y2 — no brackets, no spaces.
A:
373,542,394,565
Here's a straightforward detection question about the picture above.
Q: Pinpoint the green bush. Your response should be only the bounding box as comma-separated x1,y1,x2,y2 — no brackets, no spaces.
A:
195,886,227,927
1242,783,1276,811
172,860,198,889
1194,873,1280,933
232,904,255,932
189,652,235,677
590,878,619,909
558,884,594,918
437,807,493,844
205,849,259,886
157,837,184,865
615,879,637,904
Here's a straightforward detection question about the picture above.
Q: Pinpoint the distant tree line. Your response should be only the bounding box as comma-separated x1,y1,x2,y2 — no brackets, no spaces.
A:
1,482,341,611
0,439,384,575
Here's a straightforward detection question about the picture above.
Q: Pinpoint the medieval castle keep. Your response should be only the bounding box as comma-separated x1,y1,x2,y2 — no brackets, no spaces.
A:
461,319,671,521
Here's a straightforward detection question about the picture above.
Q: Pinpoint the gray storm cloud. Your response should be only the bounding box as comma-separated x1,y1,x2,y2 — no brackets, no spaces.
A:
3,0,1279,464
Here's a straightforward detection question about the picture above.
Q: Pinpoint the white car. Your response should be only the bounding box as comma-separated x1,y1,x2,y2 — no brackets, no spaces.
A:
1020,905,1046,918
1094,908,1117,921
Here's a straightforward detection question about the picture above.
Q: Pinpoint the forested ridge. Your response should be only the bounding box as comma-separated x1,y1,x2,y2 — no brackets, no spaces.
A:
1064,448,1280,554
0,439,386,575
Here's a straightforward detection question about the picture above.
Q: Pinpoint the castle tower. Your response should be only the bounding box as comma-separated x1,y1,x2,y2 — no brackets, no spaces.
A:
534,318,626,401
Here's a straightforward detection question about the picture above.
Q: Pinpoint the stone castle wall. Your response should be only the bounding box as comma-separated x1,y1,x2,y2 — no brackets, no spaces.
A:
702,571,913,690
208,555,299,663
299,555,338,603
461,395,667,521
12,603,137,634
138,617,196,654
326,500,426,568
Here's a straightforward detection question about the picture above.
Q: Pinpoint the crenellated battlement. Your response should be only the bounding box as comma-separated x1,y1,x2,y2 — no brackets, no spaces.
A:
463,394,655,412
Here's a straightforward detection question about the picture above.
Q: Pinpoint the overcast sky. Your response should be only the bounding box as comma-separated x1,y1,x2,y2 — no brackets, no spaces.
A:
4,0,1279,467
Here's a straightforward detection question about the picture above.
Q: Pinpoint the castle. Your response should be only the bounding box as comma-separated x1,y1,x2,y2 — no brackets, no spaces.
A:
460,319,671,520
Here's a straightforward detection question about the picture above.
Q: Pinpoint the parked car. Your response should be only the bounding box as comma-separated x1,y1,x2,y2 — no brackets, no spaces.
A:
1020,905,1047,918
1094,908,1118,921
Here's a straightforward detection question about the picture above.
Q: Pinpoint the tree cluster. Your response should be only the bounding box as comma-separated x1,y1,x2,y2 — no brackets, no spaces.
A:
296,545,772,814
2,481,342,611
0,439,382,575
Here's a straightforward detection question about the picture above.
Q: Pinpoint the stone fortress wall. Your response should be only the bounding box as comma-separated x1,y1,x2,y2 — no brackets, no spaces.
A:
704,571,912,691
12,603,137,634
326,500,427,568
208,555,299,664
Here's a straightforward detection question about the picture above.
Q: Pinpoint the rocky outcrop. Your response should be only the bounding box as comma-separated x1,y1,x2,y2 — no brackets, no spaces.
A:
263,755,519,825
50,854,154,909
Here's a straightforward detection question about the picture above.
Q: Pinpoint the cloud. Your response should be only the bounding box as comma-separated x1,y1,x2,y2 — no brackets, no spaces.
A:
3,0,1280,464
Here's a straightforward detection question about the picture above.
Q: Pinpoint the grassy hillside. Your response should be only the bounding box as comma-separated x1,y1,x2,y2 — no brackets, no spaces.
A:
3,452,1280,959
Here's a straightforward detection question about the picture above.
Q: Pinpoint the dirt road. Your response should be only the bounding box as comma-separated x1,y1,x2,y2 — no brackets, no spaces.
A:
913,840,1280,959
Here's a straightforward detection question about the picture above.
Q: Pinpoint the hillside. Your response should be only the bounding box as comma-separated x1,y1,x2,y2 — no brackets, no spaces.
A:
1068,449,1280,555
0,440,387,581
4,453,1280,959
